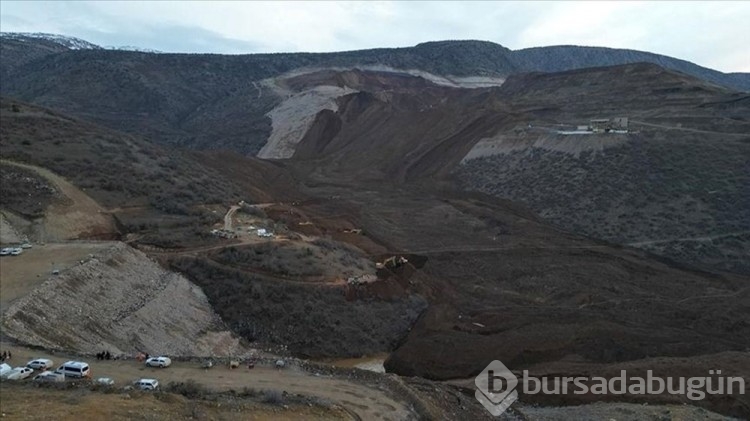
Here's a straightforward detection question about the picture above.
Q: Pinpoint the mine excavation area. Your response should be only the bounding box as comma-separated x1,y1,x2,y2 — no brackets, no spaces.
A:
0,32,749,420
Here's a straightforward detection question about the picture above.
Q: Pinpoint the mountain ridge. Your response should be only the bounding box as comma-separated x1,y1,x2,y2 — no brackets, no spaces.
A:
2,32,748,90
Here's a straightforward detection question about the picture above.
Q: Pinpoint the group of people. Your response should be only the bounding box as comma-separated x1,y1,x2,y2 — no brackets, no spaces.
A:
96,350,112,360
0,350,11,362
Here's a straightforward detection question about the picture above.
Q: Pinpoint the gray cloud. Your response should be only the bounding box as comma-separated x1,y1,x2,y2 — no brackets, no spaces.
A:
77,24,263,54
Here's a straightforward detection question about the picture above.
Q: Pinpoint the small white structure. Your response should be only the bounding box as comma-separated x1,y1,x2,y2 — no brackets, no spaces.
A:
589,117,629,133
256,228,273,238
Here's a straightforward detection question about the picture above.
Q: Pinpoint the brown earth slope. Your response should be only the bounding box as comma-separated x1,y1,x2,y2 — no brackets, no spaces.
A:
285,64,750,275
275,65,750,416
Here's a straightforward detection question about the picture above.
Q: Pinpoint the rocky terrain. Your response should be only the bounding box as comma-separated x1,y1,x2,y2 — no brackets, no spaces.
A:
1,33,749,419
2,242,245,357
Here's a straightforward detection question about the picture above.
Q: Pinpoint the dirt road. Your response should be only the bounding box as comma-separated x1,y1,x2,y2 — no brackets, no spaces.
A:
224,205,240,231
0,344,415,420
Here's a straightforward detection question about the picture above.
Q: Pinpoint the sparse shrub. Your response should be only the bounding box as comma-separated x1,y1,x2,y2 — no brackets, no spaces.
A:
239,386,260,397
241,205,267,219
311,237,342,251
166,379,210,399
263,389,284,405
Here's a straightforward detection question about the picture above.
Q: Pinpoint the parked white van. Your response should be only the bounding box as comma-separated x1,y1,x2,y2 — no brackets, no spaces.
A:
54,361,91,378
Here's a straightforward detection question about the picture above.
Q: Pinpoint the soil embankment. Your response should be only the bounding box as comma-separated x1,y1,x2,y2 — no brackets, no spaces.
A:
2,242,244,357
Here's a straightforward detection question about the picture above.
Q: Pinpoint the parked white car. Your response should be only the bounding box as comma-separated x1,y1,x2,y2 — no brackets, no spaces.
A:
10,248,22,256
20,243,32,249
145,356,171,368
0,248,11,256
27,358,54,370
134,378,159,390
33,371,65,383
6,367,34,380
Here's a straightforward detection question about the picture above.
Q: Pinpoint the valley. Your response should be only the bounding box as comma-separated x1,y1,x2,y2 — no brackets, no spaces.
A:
0,33,748,419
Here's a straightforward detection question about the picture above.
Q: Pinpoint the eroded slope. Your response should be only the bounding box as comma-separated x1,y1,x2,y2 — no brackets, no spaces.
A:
2,242,245,356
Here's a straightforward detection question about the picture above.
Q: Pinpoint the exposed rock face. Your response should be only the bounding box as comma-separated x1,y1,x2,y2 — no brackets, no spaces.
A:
2,242,245,357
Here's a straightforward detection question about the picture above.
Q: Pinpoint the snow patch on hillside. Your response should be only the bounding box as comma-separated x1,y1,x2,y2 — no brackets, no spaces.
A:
106,45,164,54
1,33,162,54
1,32,102,50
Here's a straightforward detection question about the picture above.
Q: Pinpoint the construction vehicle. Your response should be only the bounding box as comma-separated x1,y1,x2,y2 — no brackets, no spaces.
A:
376,256,408,270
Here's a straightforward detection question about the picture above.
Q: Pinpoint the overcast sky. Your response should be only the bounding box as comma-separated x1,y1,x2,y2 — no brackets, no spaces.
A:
2,1,748,72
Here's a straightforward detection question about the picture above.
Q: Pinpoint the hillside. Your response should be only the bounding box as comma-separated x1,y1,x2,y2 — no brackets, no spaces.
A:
454,64,750,274
274,181,750,416
275,64,749,275
512,45,750,92
2,242,244,356
1,35,748,156
0,98,300,248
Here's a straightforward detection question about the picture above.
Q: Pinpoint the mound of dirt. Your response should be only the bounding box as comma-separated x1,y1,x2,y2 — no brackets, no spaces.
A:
2,242,245,357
